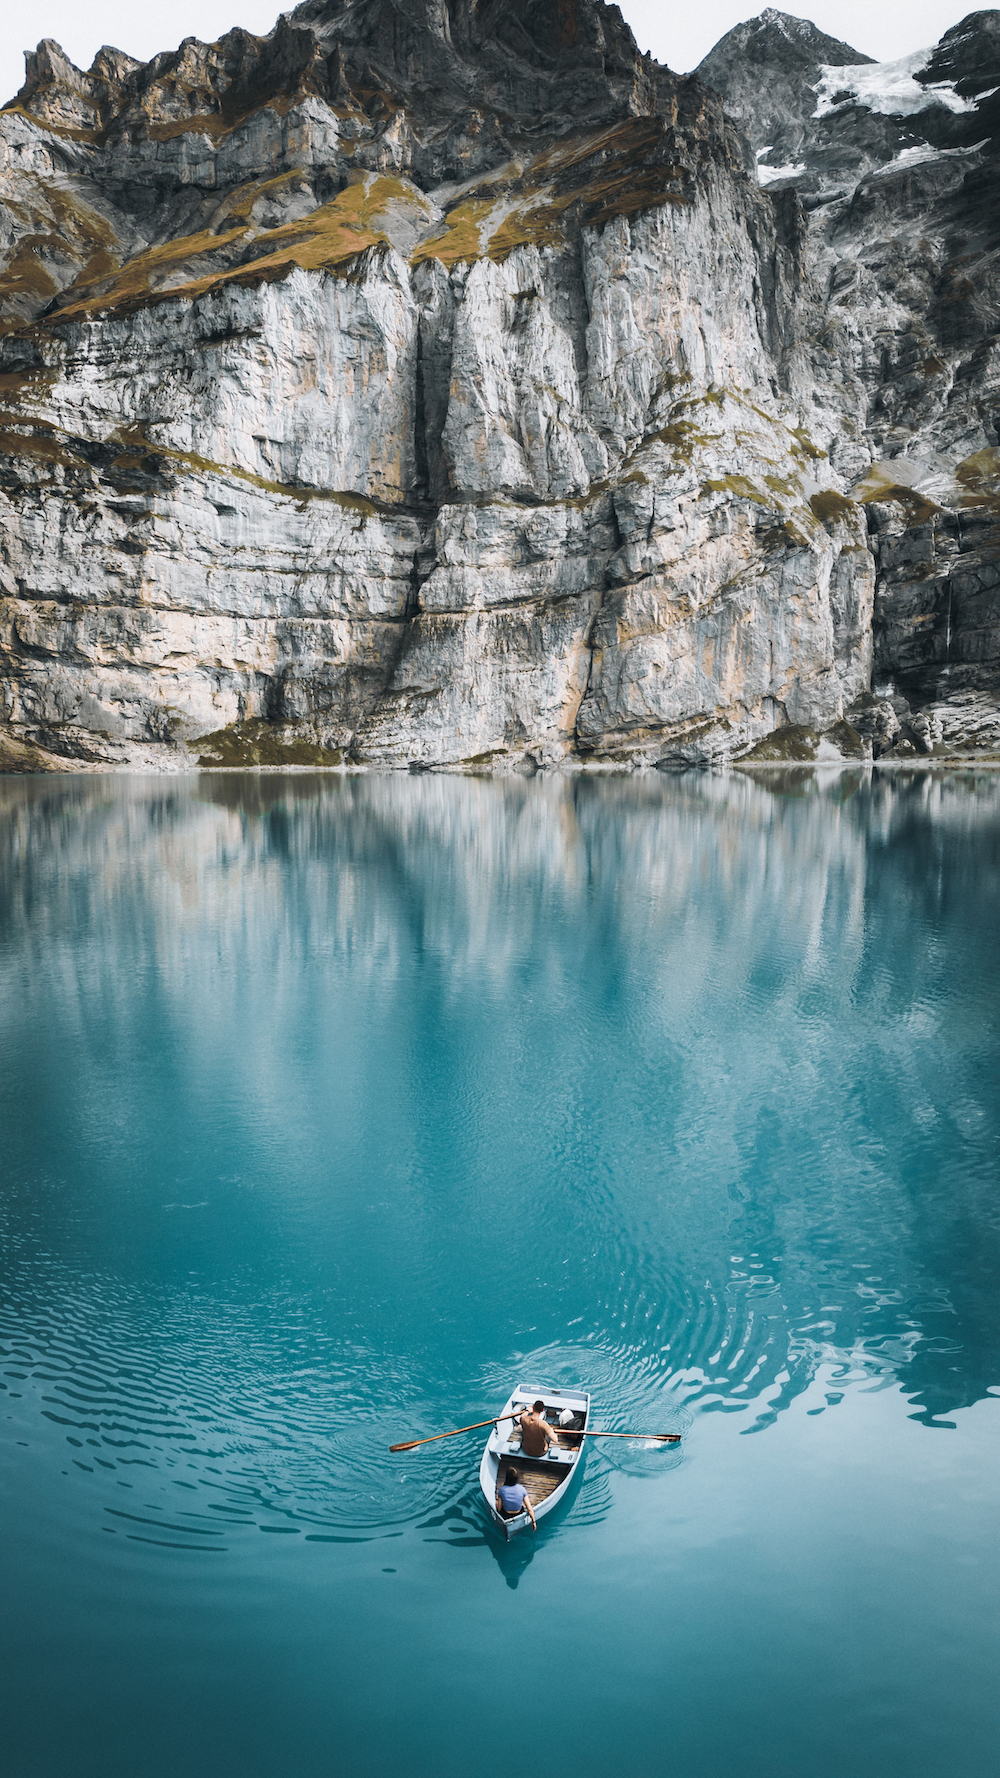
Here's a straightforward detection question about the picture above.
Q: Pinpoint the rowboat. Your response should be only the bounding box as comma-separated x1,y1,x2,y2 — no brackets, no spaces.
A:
479,1384,591,1541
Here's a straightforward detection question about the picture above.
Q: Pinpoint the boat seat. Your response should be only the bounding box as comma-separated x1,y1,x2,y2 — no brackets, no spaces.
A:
498,1439,572,1464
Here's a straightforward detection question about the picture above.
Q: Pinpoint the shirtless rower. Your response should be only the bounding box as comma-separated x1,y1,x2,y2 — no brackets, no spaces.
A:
518,1399,561,1458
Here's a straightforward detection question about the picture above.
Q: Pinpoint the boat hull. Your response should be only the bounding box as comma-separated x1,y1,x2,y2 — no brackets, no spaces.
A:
479,1384,590,1541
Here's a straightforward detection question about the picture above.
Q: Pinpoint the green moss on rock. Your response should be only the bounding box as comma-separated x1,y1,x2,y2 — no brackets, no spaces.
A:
789,428,827,461
196,721,343,768
824,719,867,759
702,474,775,508
741,725,821,762
740,720,867,763
809,489,856,524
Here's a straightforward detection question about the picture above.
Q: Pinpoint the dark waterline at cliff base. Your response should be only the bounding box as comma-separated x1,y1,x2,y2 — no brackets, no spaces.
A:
2,769,999,1778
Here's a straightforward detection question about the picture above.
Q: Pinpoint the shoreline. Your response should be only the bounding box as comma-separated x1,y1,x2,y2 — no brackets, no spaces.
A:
2,754,999,780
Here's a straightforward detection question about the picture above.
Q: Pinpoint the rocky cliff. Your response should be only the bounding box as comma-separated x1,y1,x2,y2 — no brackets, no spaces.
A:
0,0,997,771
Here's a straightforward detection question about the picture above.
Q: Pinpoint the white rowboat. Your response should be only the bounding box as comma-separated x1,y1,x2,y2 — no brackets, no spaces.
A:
479,1384,590,1541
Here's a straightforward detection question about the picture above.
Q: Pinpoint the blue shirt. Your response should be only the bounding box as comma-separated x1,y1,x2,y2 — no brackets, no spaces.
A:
498,1481,528,1513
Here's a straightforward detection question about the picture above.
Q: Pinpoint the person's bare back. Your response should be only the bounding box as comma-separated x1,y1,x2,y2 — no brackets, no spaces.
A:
519,1400,558,1458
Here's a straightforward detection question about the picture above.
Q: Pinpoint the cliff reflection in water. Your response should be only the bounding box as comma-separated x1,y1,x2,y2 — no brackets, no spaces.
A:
0,766,998,1498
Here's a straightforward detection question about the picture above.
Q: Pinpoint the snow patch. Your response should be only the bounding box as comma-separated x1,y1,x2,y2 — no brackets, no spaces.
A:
813,49,977,119
865,138,990,178
757,160,807,185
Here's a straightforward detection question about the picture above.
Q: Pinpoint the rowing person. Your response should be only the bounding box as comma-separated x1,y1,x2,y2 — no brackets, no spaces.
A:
495,1464,537,1530
518,1399,561,1458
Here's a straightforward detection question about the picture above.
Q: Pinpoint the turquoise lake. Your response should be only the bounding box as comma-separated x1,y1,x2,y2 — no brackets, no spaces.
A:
2,767,999,1778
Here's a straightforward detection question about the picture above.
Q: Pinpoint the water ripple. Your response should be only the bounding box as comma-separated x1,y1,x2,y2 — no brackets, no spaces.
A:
3,769,1000,1554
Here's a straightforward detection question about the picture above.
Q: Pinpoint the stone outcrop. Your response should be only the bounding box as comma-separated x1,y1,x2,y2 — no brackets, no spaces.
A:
698,8,1000,760
0,0,997,771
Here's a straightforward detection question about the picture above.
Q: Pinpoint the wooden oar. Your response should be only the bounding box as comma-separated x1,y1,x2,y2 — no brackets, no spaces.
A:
389,1413,517,1453
558,1428,681,1444
389,1418,682,1452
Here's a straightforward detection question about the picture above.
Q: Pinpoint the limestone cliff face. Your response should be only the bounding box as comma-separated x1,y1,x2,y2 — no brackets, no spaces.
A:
698,8,1000,759
0,0,996,771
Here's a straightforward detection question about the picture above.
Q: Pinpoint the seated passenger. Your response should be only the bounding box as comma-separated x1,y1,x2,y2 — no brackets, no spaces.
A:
496,1465,536,1530
519,1399,560,1458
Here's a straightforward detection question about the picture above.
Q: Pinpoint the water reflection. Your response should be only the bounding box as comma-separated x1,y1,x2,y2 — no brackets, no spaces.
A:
487,1531,536,1591
0,767,998,1547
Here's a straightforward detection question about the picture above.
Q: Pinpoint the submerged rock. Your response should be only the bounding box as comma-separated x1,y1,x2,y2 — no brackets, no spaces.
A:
0,0,998,770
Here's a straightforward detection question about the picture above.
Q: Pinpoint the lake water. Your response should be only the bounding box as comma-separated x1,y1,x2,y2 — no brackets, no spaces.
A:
2,767,999,1778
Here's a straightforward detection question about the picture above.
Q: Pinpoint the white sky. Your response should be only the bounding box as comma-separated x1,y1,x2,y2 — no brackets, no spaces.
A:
0,0,975,110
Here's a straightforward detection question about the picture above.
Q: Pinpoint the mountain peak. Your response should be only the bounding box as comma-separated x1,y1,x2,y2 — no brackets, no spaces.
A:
283,0,661,112
695,9,874,168
698,9,872,75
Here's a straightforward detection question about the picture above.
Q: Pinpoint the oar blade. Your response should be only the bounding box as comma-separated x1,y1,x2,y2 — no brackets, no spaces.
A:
580,1428,682,1443
388,1413,505,1453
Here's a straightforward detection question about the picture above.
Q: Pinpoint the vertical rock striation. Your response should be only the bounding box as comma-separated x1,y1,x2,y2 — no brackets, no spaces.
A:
698,7,1000,758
